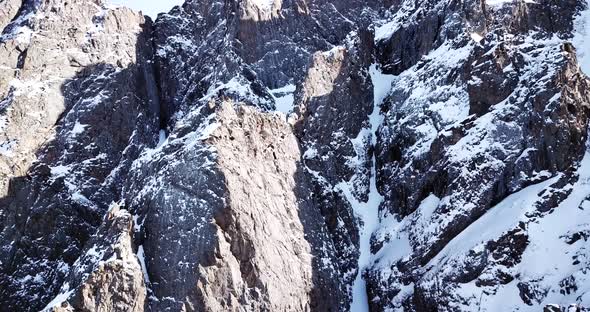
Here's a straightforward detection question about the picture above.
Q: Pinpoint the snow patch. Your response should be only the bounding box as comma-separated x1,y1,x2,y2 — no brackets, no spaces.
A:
270,84,296,114
426,176,558,269
137,245,150,284
41,283,74,311
50,165,71,177
157,129,167,148
374,20,397,42
71,122,88,137
203,76,272,108
470,32,484,43
251,0,276,10
0,140,17,157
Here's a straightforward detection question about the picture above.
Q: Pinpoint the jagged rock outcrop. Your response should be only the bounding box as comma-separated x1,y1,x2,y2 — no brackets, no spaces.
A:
0,0,20,32
0,0,159,310
1,0,590,311
125,100,352,311
49,204,146,312
367,0,590,311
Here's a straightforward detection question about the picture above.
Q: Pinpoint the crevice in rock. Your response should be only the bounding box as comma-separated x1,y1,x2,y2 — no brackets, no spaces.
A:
147,20,168,132
15,47,27,70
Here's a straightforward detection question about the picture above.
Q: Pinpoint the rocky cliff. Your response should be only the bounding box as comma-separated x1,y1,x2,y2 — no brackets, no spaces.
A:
1,0,590,311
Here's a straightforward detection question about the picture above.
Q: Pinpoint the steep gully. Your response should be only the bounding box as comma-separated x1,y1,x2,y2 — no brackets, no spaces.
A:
336,65,396,311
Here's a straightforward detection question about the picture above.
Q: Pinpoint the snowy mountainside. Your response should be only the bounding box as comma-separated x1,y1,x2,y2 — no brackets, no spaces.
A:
0,0,589,311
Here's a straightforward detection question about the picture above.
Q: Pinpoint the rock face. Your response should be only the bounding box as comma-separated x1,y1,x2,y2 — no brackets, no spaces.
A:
1,0,590,311
0,0,158,310
50,204,147,312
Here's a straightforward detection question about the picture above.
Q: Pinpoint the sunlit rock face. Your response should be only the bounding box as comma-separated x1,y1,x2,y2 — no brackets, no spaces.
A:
1,0,590,311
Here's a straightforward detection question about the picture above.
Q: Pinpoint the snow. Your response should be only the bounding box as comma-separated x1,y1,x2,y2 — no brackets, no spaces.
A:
50,165,70,177
71,191,93,206
573,4,590,75
366,195,442,308
373,0,417,42
0,140,16,157
380,40,472,161
203,76,273,108
338,64,395,312
417,138,590,311
193,120,220,142
71,122,88,137
361,17,577,310
426,175,559,269
138,130,169,161
270,84,296,115
251,0,276,10
369,65,396,112
512,146,590,309
156,35,195,57
157,129,167,148
41,283,74,311
15,27,34,44
374,21,396,42
302,147,318,160
132,213,144,233
136,245,150,284
9,78,47,98
470,32,484,43
135,110,218,174
322,45,343,57
0,10,37,44
371,210,411,269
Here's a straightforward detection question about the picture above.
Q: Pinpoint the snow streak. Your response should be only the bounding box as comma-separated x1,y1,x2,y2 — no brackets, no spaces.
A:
340,64,395,312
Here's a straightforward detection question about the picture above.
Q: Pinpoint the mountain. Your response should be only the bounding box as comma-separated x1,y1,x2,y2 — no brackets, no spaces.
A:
0,0,589,311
